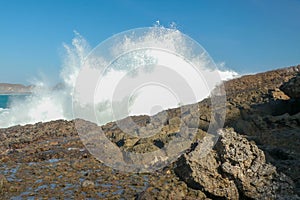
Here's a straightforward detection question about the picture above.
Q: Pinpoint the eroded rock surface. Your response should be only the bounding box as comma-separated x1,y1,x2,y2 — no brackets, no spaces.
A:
280,74,300,99
0,65,300,199
175,128,297,199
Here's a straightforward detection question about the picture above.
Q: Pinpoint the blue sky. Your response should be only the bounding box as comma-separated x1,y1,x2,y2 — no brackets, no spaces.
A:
0,0,299,84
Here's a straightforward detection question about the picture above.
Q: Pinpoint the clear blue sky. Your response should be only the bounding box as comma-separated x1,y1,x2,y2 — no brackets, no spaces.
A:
0,0,299,84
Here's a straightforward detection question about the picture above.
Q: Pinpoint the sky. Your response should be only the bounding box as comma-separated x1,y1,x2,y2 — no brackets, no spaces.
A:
0,0,299,84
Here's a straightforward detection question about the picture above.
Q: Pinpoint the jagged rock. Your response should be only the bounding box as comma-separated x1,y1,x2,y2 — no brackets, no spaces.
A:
174,128,298,199
269,88,290,100
280,75,300,99
1,65,300,199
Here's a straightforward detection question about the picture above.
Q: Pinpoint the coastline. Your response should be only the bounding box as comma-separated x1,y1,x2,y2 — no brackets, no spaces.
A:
0,93,31,95
0,65,299,199
0,83,33,95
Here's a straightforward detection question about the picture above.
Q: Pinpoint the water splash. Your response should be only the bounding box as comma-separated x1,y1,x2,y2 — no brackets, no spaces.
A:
0,32,90,128
0,27,238,128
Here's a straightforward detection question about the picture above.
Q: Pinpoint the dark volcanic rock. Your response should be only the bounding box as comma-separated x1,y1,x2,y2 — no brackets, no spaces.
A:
175,128,297,199
280,74,300,99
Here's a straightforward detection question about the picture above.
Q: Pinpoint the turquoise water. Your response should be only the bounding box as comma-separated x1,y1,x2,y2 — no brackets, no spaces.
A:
0,95,9,109
0,95,29,109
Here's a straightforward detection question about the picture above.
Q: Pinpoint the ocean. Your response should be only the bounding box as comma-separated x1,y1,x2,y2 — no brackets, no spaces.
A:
0,95,9,109
0,94,29,109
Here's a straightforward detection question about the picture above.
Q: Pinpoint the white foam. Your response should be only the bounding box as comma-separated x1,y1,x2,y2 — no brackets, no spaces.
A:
0,27,238,128
0,108,9,113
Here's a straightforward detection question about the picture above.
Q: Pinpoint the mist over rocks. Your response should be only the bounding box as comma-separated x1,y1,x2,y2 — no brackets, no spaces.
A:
0,65,300,199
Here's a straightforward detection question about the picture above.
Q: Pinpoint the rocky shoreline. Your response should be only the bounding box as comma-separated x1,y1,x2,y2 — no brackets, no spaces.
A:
0,65,300,199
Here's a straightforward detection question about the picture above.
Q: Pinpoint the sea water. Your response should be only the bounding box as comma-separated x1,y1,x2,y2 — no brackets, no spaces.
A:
0,94,29,119
0,95,9,109
0,95,30,109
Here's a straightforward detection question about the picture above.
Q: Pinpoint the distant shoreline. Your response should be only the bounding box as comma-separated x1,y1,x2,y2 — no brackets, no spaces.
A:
0,83,33,95
0,93,31,95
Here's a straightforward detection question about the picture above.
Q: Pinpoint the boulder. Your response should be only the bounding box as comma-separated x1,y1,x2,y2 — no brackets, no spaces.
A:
174,128,298,199
280,75,300,99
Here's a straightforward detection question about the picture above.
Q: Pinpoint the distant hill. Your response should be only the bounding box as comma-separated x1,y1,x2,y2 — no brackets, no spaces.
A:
0,83,33,94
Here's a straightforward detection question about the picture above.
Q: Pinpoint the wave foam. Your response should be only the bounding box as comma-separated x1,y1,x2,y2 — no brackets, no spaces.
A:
0,27,238,128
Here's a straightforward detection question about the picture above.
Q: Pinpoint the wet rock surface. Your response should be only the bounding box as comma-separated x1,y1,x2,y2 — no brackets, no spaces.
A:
0,65,300,199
